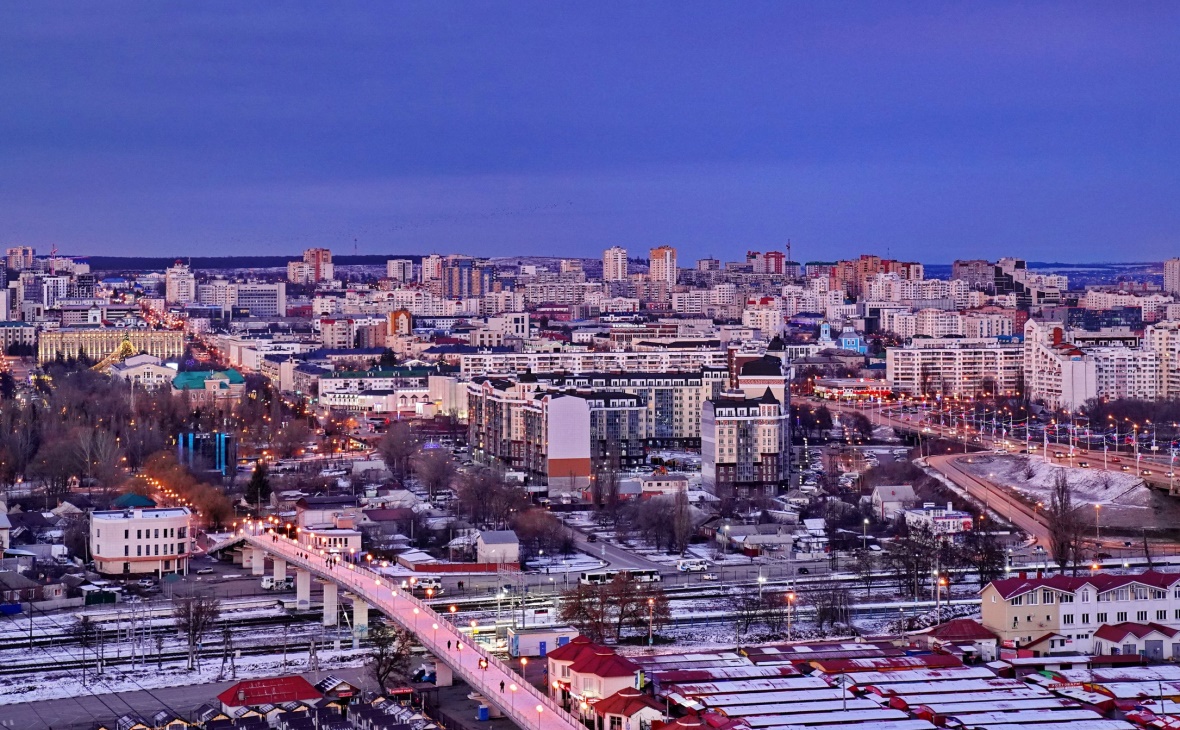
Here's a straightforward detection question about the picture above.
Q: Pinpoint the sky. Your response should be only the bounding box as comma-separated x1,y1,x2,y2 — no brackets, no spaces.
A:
2,2,1179,263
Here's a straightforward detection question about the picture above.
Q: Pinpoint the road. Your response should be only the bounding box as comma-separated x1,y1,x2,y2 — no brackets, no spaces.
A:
926,454,1049,543
0,668,377,730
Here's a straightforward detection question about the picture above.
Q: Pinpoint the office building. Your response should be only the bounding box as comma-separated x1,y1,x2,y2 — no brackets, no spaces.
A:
38,327,185,364
603,247,628,281
90,507,192,576
288,247,334,283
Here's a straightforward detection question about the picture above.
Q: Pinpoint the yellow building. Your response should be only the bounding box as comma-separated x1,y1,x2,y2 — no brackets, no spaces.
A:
38,327,185,364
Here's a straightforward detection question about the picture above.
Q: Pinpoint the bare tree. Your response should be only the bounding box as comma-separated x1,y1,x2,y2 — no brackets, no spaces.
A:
1046,469,1083,574
71,615,98,683
413,446,456,498
673,487,694,555
369,622,414,690
853,549,877,599
812,584,851,633
377,422,417,482
173,590,221,671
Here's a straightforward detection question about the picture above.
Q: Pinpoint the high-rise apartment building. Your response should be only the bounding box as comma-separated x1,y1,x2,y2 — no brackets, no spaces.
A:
5,247,34,272
420,254,444,283
603,247,628,281
701,389,790,501
1164,258,1180,296
165,262,196,304
288,248,334,284
696,258,720,272
952,259,995,291
387,259,414,282
649,246,677,285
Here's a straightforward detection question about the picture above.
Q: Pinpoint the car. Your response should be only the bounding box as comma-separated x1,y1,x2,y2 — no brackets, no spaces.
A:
196,567,215,575
137,578,156,587
1110,457,1121,463
700,573,719,581
1142,470,1154,477
1054,452,1067,458
797,567,810,575
587,533,598,543
1121,465,1132,471
1078,461,1089,468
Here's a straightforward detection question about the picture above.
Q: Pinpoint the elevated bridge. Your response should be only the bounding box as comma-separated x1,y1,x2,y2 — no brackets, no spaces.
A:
242,531,580,730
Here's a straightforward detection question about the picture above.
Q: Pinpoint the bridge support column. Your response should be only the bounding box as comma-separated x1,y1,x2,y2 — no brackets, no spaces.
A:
251,548,266,576
352,599,369,649
433,657,453,687
322,581,338,626
273,557,287,582
295,568,311,610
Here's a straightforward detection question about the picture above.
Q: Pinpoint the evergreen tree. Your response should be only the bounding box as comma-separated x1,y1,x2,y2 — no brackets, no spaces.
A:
245,462,271,507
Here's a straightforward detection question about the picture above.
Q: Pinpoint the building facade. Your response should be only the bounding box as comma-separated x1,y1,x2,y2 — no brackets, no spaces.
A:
91,507,192,576
701,390,790,500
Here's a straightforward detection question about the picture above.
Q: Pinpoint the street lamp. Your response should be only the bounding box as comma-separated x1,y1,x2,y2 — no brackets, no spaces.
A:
648,598,655,646
862,518,869,551
509,683,517,710
535,705,543,730
786,591,796,642
1095,504,1101,542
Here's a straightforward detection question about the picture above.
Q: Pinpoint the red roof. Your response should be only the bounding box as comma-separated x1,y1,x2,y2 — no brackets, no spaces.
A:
1094,622,1180,642
546,635,598,662
987,570,1180,600
217,676,322,708
571,650,641,678
593,687,663,718
654,711,746,730
930,618,1000,643
810,653,962,673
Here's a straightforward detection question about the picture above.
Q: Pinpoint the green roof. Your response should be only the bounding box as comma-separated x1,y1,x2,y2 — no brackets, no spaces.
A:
112,493,157,508
172,368,246,390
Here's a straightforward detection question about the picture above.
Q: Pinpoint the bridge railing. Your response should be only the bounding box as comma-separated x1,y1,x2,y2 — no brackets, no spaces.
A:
244,533,583,730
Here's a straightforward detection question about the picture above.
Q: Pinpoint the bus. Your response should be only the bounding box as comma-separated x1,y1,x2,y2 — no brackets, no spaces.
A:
578,570,619,585
621,569,662,583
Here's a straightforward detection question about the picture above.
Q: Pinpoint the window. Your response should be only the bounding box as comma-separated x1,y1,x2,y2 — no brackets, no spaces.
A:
137,546,142,556
1138,611,1148,622
1158,610,1167,621
178,527,187,539
154,529,159,539
97,529,101,538
124,529,129,539
1098,613,1108,623
177,542,185,554
1081,590,1090,602
1063,614,1075,625
1027,593,1039,606
1043,590,1055,604
1011,595,1024,606
1060,594,1074,603
137,529,142,540
1117,612,1128,622
124,546,129,556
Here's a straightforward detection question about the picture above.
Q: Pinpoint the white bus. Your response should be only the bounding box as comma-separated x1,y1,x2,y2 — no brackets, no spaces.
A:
578,570,619,585
622,569,662,583
677,559,708,572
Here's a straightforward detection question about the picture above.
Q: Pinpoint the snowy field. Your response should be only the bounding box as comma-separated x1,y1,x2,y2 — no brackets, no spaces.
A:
959,454,1180,531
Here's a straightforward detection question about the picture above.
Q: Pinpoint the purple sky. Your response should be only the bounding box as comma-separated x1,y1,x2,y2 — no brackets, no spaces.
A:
2,2,1178,262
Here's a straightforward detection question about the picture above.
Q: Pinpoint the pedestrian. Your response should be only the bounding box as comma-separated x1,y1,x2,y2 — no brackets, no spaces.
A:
500,680,505,692
448,640,452,651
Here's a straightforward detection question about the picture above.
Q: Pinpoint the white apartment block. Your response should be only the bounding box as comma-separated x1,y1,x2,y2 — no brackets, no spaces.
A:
165,263,196,305
886,337,1024,397
460,349,728,377
1166,258,1180,297
387,259,414,282
882,309,1013,339
91,507,192,576
1025,319,1162,410
603,246,628,281
982,571,1180,656
741,296,785,337
649,246,677,286
420,254,444,282
1145,320,1180,399
701,391,790,498
1082,290,1174,322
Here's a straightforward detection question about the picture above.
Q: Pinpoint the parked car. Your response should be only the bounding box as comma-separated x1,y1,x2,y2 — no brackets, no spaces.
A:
196,567,215,575
700,573,719,581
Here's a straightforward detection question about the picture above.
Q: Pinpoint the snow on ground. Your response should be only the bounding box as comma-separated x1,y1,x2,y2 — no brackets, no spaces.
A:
525,552,603,573
0,644,369,705
958,453,1180,531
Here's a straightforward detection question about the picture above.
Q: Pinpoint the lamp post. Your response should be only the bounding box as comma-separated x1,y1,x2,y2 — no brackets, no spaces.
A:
786,590,795,642
862,518,869,551
1095,504,1101,543
648,598,655,646
535,705,543,730
509,683,517,710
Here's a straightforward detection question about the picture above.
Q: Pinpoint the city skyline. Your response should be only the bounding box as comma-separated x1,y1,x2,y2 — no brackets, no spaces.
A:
4,3,1180,261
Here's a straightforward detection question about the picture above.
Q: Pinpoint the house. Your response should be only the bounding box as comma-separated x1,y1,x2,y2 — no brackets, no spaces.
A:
1092,622,1180,661
0,570,47,603
871,484,916,520
592,687,665,730
476,530,520,564
640,472,689,500
915,617,1000,662
149,710,191,730
313,674,360,701
0,512,9,551
217,676,323,714
547,636,642,707
171,369,246,407
904,502,973,537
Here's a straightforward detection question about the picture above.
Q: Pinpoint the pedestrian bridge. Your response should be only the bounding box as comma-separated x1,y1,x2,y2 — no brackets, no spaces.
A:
242,531,581,730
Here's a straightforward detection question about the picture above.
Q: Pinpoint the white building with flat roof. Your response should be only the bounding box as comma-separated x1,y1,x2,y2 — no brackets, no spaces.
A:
90,507,192,576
